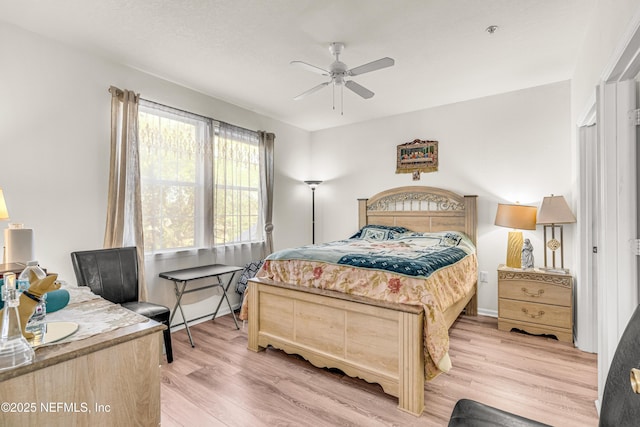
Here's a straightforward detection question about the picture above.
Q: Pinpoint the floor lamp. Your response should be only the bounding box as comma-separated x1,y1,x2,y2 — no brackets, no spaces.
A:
304,180,322,244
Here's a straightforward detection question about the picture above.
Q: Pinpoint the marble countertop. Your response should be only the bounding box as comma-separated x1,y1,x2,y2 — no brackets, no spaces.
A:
0,286,165,382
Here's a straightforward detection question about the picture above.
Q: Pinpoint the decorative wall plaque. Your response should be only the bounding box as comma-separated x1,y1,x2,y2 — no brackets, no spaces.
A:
396,139,438,177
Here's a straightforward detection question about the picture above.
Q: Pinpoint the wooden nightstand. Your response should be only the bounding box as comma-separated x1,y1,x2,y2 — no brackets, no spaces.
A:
497,265,573,343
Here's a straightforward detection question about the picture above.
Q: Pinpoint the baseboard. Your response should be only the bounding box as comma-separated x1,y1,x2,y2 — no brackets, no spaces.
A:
169,302,241,332
478,308,498,318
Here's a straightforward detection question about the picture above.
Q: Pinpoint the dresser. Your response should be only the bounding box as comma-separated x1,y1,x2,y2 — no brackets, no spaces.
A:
497,265,573,343
0,291,164,426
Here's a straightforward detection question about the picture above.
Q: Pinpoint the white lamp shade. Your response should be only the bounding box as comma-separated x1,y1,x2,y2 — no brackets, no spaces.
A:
537,195,576,224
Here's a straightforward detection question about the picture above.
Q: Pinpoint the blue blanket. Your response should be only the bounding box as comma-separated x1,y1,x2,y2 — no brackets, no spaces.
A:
266,230,475,278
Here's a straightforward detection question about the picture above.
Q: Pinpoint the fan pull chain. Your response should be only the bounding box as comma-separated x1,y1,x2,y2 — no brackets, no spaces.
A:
341,84,344,115
332,82,335,111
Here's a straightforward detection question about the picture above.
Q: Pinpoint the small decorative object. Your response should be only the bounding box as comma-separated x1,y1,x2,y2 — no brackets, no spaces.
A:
396,139,438,175
0,273,34,371
0,270,60,340
521,238,534,269
537,194,576,271
494,203,537,269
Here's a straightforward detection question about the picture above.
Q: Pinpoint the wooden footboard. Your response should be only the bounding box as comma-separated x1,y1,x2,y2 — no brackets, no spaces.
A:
249,277,438,416
246,186,478,416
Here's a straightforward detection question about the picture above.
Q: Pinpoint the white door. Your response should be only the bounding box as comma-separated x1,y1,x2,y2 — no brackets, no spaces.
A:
596,79,637,406
576,123,598,353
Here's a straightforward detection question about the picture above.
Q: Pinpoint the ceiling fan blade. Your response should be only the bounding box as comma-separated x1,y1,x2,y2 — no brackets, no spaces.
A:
290,60,330,75
348,57,395,76
293,82,330,100
345,80,374,99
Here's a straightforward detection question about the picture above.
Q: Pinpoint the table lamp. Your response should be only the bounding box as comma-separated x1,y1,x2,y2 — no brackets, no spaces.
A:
494,203,537,268
0,188,9,263
536,194,576,271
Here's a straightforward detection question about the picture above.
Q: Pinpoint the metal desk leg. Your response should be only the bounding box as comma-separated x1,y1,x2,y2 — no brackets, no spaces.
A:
211,273,240,330
171,280,195,348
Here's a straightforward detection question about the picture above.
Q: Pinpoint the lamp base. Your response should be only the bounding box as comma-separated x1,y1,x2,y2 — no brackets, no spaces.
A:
506,231,523,269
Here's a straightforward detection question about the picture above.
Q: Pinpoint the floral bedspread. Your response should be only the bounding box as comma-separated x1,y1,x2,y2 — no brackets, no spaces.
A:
241,228,478,380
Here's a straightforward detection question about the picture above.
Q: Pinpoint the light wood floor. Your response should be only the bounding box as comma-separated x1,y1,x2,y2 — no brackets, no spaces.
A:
160,313,598,426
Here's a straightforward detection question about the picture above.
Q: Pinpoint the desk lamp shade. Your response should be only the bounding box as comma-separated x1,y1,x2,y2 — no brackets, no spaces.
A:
537,195,576,270
0,189,9,220
494,203,537,268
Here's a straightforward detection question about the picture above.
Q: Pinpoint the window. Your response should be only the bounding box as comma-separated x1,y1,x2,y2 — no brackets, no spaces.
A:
214,125,262,246
138,101,263,253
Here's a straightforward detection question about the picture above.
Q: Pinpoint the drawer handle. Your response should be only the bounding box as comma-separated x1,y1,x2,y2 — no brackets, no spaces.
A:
521,308,545,319
521,287,544,298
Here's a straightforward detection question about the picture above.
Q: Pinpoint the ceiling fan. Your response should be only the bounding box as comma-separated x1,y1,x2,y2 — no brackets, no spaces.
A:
291,42,394,114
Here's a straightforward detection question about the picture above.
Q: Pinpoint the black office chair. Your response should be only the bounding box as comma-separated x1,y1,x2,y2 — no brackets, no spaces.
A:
70,246,173,363
449,304,640,426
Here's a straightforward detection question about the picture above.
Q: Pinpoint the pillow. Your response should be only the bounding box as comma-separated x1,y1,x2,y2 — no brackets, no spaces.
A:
350,225,411,240
440,232,463,246
235,260,264,295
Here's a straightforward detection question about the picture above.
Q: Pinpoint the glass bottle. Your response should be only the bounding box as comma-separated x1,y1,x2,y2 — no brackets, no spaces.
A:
0,273,35,371
17,261,47,323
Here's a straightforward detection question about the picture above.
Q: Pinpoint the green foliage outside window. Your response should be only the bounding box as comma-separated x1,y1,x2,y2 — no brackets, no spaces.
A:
138,106,262,253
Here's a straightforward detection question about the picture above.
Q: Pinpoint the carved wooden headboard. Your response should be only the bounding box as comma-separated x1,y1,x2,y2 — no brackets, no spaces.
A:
358,186,478,244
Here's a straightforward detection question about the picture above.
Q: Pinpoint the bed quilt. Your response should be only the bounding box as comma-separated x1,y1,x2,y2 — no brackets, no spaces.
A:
242,228,478,380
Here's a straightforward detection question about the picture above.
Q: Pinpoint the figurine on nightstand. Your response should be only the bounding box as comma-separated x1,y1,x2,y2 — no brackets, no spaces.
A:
521,238,534,269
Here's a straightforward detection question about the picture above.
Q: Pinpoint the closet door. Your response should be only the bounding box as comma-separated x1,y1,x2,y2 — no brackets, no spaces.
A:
576,123,598,354
596,79,637,406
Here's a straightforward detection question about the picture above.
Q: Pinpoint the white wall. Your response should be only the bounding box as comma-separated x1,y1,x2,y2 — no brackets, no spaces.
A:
0,22,311,324
571,0,640,122
310,81,573,314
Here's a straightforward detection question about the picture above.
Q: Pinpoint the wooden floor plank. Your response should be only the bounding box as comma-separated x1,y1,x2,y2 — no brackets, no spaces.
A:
161,314,598,426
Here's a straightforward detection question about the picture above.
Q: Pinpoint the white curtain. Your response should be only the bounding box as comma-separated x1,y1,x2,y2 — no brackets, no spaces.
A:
258,131,275,256
105,86,147,301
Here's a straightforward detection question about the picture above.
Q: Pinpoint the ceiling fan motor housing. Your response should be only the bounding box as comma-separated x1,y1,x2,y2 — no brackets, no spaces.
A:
331,61,348,85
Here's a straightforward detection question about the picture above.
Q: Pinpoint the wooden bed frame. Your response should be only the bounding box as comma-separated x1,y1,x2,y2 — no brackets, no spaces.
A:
247,186,478,416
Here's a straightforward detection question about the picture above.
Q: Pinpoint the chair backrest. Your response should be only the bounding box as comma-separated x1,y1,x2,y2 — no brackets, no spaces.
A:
600,304,640,426
70,247,139,304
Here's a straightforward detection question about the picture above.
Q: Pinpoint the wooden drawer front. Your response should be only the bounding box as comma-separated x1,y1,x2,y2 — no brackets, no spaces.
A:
499,279,570,306
499,299,571,329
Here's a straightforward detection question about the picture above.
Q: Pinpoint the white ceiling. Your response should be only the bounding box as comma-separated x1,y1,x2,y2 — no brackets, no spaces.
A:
0,0,595,131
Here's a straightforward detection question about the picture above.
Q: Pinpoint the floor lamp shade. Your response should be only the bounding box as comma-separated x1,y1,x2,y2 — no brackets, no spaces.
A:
495,203,537,269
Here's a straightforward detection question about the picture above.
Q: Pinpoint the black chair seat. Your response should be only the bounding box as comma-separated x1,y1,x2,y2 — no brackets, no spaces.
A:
449,399,551,427
123,301,170,322
71,247,173,363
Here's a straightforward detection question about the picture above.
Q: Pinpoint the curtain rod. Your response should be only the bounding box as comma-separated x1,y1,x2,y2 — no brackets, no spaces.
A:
108,86,257,134
140,96,259,134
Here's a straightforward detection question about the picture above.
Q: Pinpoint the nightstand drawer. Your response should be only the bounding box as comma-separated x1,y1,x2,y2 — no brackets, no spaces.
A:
499,299,572,329
498,280,570,306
